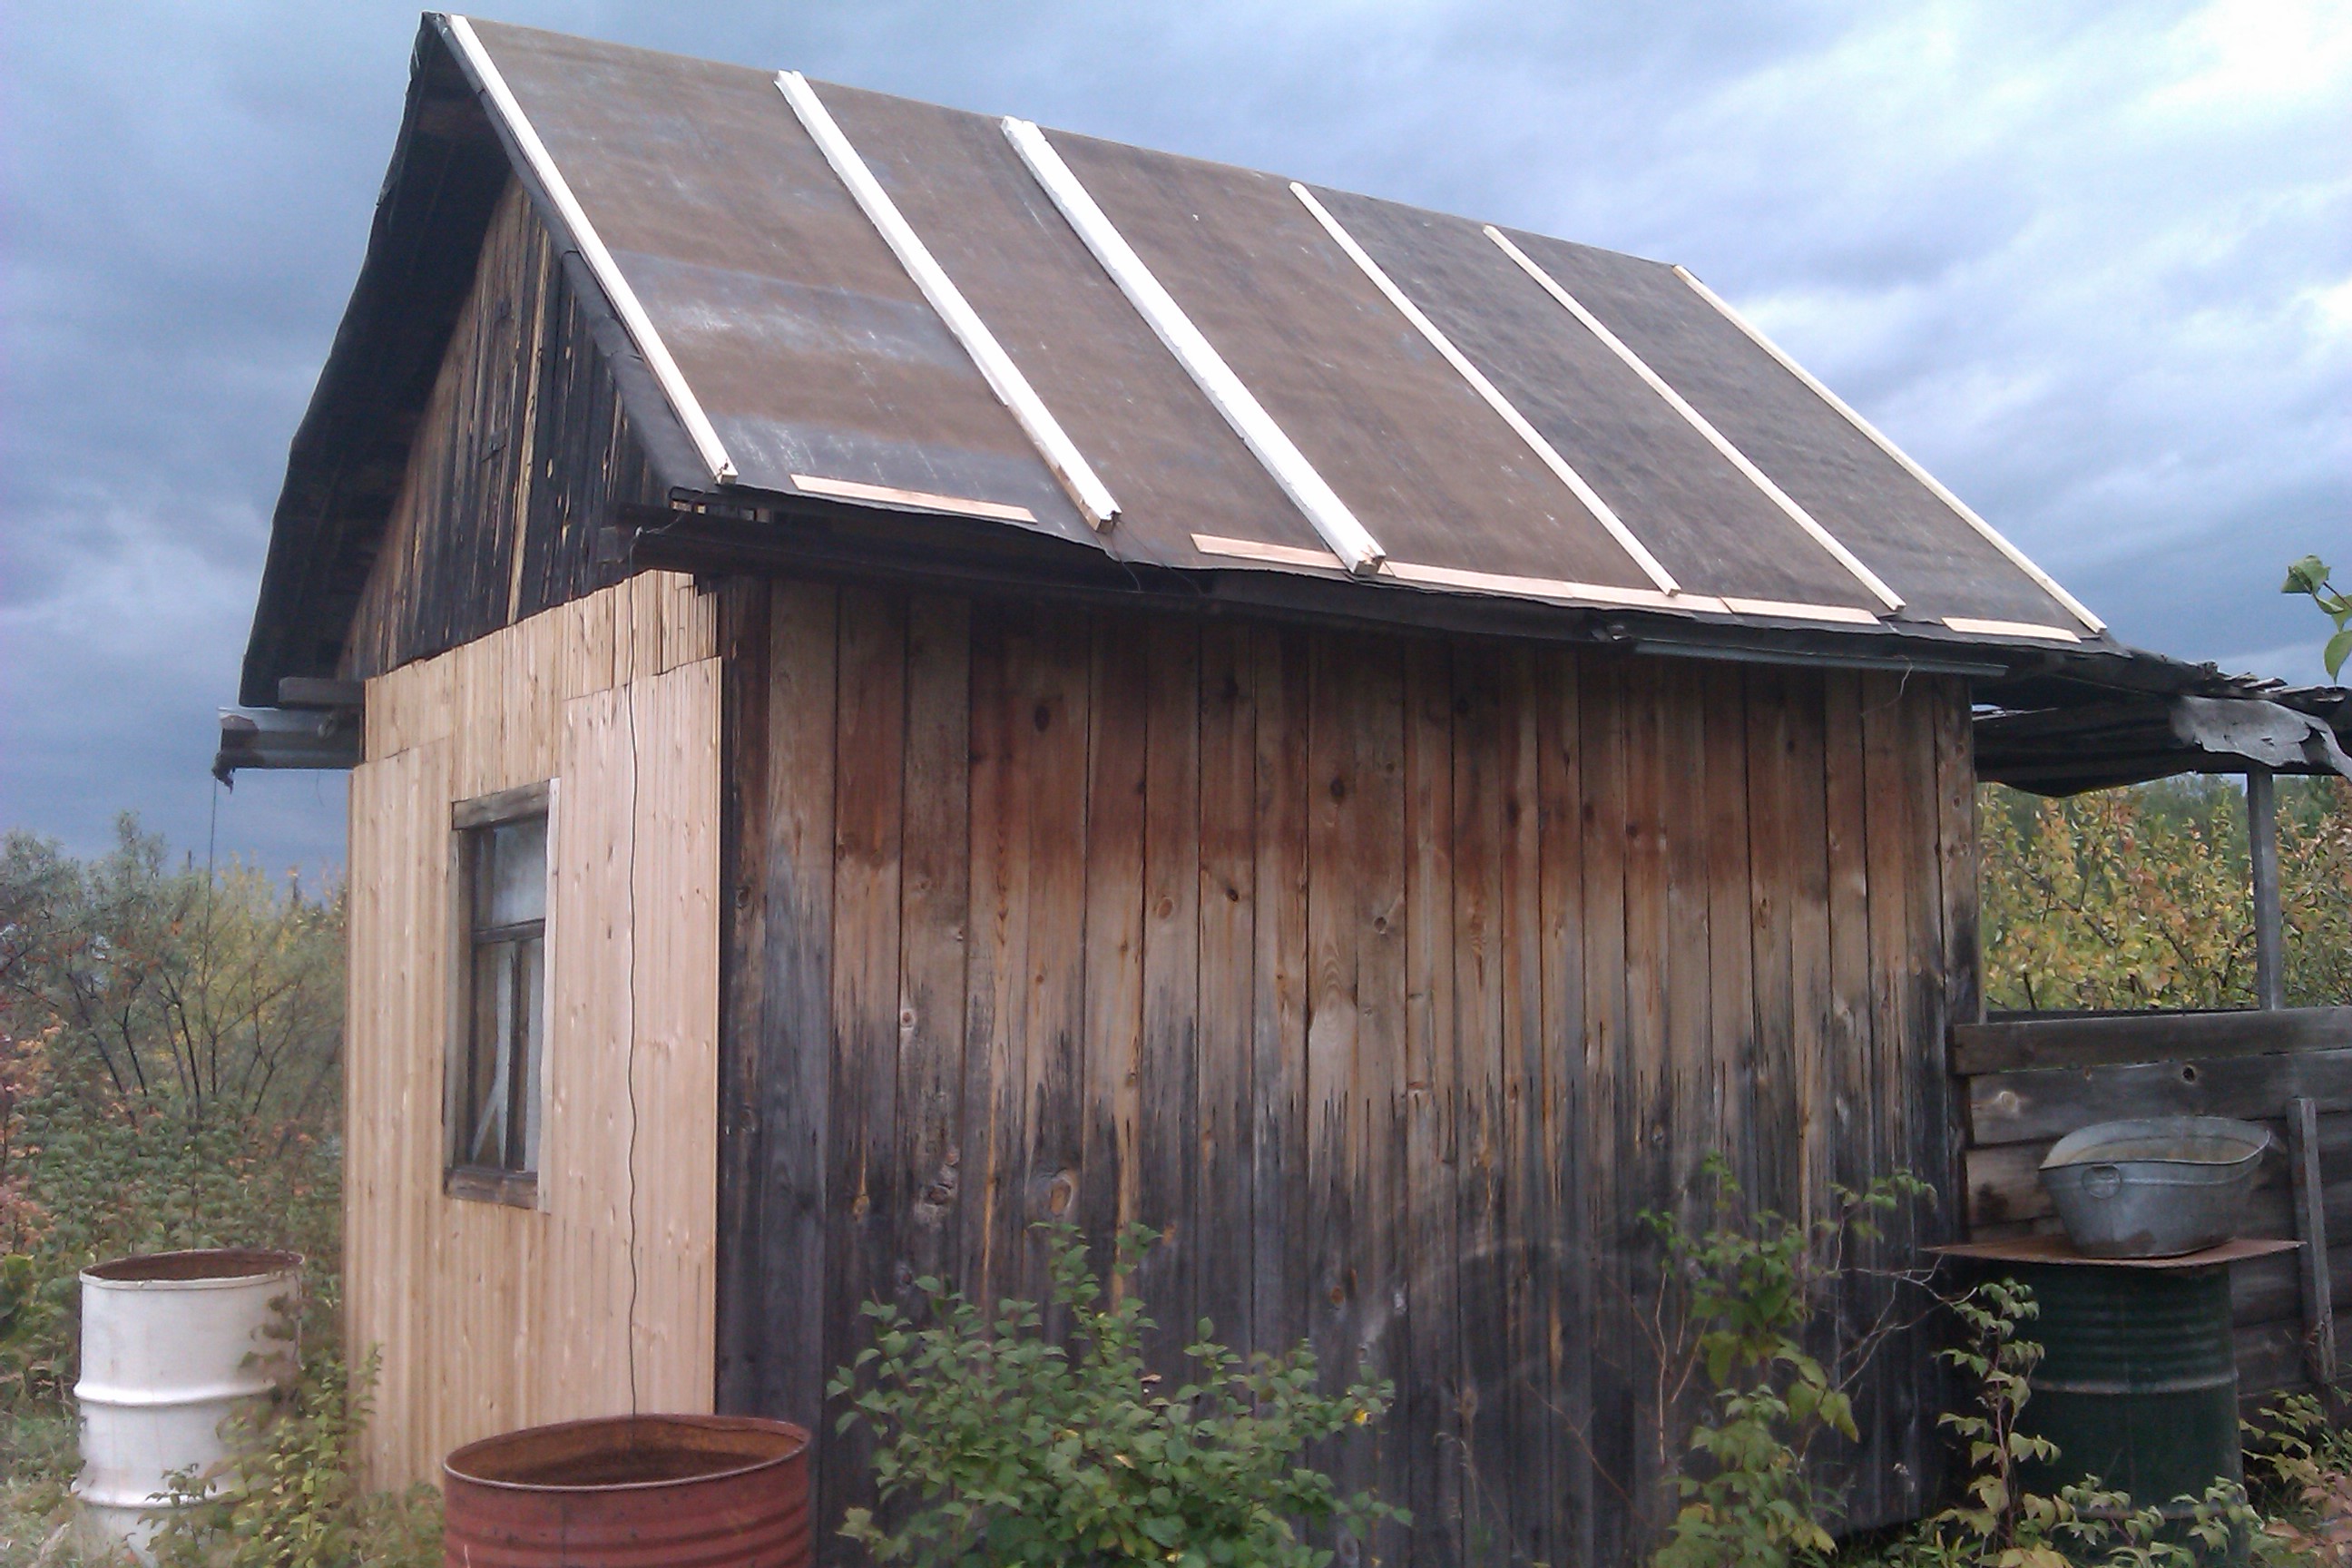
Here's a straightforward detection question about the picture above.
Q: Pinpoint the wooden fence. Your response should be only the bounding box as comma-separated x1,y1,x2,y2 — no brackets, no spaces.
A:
1955,1005,2352,1399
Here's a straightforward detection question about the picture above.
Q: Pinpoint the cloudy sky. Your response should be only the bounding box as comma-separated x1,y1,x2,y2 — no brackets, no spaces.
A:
3,0,2347,877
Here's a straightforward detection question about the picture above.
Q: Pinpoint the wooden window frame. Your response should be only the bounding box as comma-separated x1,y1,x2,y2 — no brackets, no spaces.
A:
446,780,554,1210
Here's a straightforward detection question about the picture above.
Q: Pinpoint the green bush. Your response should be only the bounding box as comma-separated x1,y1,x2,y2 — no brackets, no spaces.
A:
1642,1156,1933,1568
153,1322,441,1568
1862,1280,2260,1568
830,1220,1404,1568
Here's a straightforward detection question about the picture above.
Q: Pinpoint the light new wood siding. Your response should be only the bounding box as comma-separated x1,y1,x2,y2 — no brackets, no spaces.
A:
346,572,720,1488
716,583,1976,1568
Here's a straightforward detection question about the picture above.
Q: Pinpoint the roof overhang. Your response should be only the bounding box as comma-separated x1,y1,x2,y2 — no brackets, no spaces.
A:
1975,655,2352,796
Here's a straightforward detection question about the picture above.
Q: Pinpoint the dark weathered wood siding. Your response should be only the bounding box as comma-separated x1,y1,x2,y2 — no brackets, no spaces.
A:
716,581,1974,1566
342,180,663,680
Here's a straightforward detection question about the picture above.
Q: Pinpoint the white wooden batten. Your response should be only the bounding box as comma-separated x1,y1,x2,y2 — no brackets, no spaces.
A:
778,72,1121,530
1487,227,1906,615
1002,116,1387,575
1673,263,2107,634
446,16,739,488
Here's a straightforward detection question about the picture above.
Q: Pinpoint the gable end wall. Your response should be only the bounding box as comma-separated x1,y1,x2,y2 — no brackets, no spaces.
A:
342,179,665,681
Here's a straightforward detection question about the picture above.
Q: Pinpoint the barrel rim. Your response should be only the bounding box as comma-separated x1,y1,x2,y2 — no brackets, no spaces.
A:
443,1413,811,1494
83,1248,304,1287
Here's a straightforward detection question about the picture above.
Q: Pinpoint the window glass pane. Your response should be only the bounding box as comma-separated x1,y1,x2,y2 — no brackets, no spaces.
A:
476,817,547,928
517,933,544,1173
467,940,515,1167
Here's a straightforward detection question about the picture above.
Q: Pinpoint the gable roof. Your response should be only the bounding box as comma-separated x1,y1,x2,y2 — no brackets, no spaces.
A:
242,14,2123,706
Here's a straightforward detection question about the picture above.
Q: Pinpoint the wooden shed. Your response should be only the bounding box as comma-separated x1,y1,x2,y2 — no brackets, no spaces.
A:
217,15,2319,1564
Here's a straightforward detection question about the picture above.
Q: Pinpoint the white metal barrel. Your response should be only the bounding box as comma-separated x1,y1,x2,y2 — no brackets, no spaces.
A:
74,1248,301,1562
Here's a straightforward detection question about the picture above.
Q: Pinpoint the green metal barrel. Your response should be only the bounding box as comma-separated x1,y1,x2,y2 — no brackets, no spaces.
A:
2011,1259,2240,1518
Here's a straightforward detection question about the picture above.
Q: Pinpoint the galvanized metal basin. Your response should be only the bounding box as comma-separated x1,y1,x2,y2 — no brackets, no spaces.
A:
442,1414,811,1567
2039,1116,2269,1259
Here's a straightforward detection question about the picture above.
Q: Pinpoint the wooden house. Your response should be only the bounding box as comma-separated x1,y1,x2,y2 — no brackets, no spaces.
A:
220,15,2352,1564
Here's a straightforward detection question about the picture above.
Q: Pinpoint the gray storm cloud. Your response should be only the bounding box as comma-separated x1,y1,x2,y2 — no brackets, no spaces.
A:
3,0,2346,875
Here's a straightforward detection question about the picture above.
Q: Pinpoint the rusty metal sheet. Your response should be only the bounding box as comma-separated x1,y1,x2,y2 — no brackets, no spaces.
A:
1314,189,1880,612
813,83,1336,573
1496,229,2084,630
1048,130,1660,593
468,20,1090,540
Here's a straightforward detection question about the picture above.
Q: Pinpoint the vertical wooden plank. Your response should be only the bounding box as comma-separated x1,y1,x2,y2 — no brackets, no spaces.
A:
1307,631,1367,1435
1450,642,1513,1559
1251,626,1312,1362
405,738,451,1485
758,583,838,1438
1023,611,1093,1305
629,657,721,1416
1934,676,1983,1036
1659,662,1715,1207
2288,1097,2337,1386
714,579,771,1412
1896,680,1957,1514
1578,654,1635,1563
960,606,1032,1310
1702,667,1756,1200
1196,623,1259,1352
1355,639,1408,1568
1621,658,1675,1543
1080,620,1148,1275
1743,671,1801,1220
343,751,387,1481
1536,646,1592,1568
1140,616,1202,1366
1844,671,1900,1523
897,596,972,1302
1497,646,1553,1568
1787,677,1837,1234
1823,670,1879,1516
1402,638,1461,1568
824,589,908,1534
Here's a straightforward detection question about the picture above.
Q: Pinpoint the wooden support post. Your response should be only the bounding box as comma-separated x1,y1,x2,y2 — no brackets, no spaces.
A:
2288,1095,2337,1390
2250,767,2285,1010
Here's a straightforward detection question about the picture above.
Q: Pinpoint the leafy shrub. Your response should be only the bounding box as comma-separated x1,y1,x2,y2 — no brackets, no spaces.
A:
1641,1156,1933,1568
830,1220,1404,1568
152,1321,441,1568
1867,1279,2259,1568
2242,1392,2352,1563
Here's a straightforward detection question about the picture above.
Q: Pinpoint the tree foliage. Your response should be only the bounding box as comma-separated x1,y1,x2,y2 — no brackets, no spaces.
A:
0,818,435,1567
1979,777,2352,1013
2282,555,2352,681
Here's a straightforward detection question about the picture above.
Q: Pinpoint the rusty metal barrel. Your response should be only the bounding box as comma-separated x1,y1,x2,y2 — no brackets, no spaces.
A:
442,1414,811,1568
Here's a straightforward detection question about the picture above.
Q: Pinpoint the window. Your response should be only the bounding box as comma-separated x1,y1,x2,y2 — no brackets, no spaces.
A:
448,784,550,1205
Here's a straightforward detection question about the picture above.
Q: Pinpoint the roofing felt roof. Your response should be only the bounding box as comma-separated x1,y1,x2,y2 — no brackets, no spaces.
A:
243,15,2128,703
